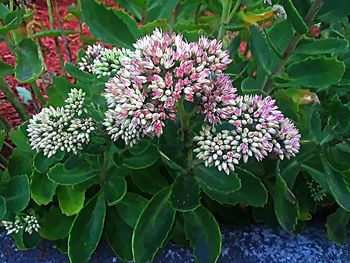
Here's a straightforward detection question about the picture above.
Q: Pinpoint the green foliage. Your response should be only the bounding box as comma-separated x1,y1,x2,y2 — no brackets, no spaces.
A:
183,206,222,263
132,187,176,263
81,0,139,48
68,193,106,263
2,0,350,261
14,38,44,83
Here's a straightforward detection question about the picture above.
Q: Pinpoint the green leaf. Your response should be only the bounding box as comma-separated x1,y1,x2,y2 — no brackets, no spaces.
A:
32,29,77,38
281,0,308,34
9,122,32,153
270,167,298,232
123,144,159,169
117,0,144,20
0,4,10,19
201,168,267,207
1,175,30,213
250,25,276,74
194,165,241,193
301,156,330,192
295,39,349,55
129,163,168,194
33,151,64,173
132,187,176,263
65,63,96,83
140,19,170,35
115,193,148,228
0,130,6,151
321,157,350,211
48,162,98,185
286,57,345,88
147,0,179,21
170,175,201,212
279,158,300,188
105,207,133,261
0,196,6,220
103,174,127,206
15,38,44,83
22,231,42,249
128,139,150,155
318,0,350,21
68,193,106,263
8,148,33,177
228,168,267,207
183,206,222,263
31,171,57,205
0,60,14,77
326,208,350,243
46,76,74,107
81,0,139,48
39,208,74,241
0,8,25,34
57,186,85,216
159,150,183,171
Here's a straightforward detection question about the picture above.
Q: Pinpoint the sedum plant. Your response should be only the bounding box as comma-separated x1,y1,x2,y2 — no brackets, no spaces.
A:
0,0,350,263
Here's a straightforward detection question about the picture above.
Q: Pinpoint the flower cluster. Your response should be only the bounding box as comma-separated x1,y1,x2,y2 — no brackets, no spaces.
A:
194,95,300,174
78,44,105,73
78,45,133,79
307,178,326,202
104,28,232,145
272,4,287,21
196,74,237,125
2,213,40,235
27,89,94,157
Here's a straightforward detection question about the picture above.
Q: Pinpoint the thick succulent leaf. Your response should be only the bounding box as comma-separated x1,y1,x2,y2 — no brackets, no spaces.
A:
39,208,74,241
68,193,106,263
326,208,350,243
194,165,241,193
31,172,57,206
15,38,44,83
132,187,175,263
1,175,30,213
57,186,85,216
183,206,222,263
81,0,139,47
170,175,201,212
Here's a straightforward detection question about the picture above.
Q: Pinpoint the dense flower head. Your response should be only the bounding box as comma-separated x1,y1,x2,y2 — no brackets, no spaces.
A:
196,74,237,125
2,213,40,236
92,47,133,78
194,95,301,174
104,28,232,145
193,125,241,175
272,4,287,21
272,118,301,160
104,71,172,146
27,89,94,157
78,44,105,73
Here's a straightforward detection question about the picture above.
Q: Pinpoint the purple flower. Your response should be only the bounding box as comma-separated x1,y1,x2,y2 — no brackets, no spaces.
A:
196,74,237,125
194,95,301,174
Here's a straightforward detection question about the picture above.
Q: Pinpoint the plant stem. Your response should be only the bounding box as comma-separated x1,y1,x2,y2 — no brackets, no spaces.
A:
0,115,11,130
30,80,46,106
76,0,85,49
217,0,232,40
176,99,194,169
53,0,72,63
46,0,67,76
0,78,29,121
9,0,14,11
99,151,110,182
262,0,324,93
